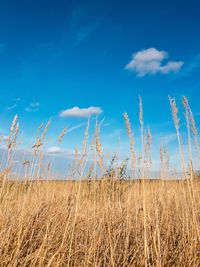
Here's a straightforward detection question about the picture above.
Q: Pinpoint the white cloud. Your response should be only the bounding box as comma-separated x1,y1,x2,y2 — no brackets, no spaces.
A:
6,104,17,111
30,102,40,108
47,146,63,154
125,48,184,76
59,106,103,118
25,107,39,112
162,133,177,145
25,102,40,112
160,61,184,74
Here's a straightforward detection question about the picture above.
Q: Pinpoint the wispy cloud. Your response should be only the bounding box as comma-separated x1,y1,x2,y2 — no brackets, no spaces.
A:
6,97,22,111
67,122,87,133
125,48,184,76
103,122,110,127
70,5,101,46
25,102,40,112
75,22,100,45
25,107,40,112
6,104,17,111
59,106,103,118
179,53,200,76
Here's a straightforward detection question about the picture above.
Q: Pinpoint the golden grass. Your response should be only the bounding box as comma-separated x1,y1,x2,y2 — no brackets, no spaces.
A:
0,179,199,266
0,96,200,266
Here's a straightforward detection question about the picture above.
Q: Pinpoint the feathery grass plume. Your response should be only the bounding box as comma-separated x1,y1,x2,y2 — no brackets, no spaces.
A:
94,118,104,175
6,115,19,172
31,119,52,179
31,123,44,155
186,98,200,169
139,96,145,178
36,123,43,138
38,123,43,131
89,136,96,179
144,127,152,177
95,121,102,156
182,97,199,239
82,118,90,158
32,138,43,154
10,114,18,133
169,96,186,177
139,96,149,267
182,96,194,179
8,115,19,148
32,119,51,151
41,118,52,142
13,123,19,146
76,119,90,177
190,108,199,149
8,124,19,150
30,123,44,178
123,112,136,179
147,126,152,168
144,129,147,166
58,127,67,145
1,115,19,187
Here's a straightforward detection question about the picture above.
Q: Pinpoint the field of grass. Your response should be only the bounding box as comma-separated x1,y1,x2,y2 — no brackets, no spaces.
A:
0,96,200,266
0,179,200,266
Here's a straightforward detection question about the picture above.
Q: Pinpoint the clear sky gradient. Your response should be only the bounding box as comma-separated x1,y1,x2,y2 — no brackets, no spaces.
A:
0,0,200,170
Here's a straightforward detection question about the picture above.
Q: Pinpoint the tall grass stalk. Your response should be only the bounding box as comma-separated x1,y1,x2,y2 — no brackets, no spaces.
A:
139,96,149,267
123,112,136,179
169,96,186,177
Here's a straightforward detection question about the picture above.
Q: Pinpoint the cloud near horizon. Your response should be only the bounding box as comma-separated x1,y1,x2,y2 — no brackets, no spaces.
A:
125,48,184,76
46,146,63,154
59,106,103,118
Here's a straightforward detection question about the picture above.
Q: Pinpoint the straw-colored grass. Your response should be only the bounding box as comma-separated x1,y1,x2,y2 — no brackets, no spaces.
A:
0,96,200,266
0,179,200,267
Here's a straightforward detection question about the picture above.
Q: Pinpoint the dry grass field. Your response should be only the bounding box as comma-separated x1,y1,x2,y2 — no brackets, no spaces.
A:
0,96,200,266
0,179,200,266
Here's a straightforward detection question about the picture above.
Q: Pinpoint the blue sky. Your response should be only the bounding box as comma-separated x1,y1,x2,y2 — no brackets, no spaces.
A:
0,0,200,171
